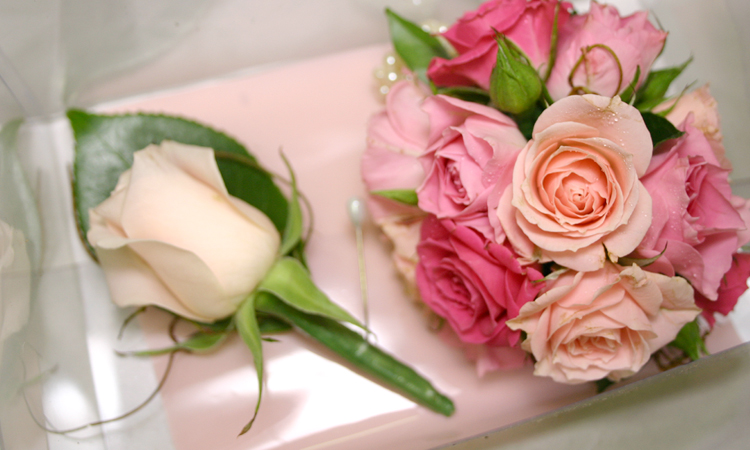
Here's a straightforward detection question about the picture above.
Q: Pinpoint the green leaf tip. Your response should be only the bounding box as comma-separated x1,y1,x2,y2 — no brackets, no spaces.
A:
641,111,684,147
235,293,265,435
669,319,708,361
372,189,419,206
385,8,450,84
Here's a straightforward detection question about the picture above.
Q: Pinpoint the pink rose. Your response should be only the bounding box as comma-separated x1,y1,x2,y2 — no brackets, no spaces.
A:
695,253,750,327
362,80,430,222
427,0,570,90
638,120,750,301
546,3,667,100
417,94,526,239
507,263,700,384
497,95,653,271
415,215,544,348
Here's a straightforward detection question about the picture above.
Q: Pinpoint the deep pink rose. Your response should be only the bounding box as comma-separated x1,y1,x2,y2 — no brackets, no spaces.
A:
546,2,667,100
428,0,570,90
417,94,526,239
415,215,544,348
638,119,750,301
695,253,750,327
362,80,430,222
497,95,653,271
507,263,700,384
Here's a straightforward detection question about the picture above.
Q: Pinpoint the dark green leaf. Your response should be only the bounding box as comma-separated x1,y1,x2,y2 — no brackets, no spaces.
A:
68,110,288,255
234,293,264,435
641,111,684,147
635,57,692,111
669,319,708,361
118,331,228,357
372,189,419,206
595,378,615,393
255,293,455,417
259,257,364,329
386,8,450,83
435,86,491,104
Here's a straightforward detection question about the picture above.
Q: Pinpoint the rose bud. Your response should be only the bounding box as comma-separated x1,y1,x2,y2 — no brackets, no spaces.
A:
87,141,281,323
489,35,543,115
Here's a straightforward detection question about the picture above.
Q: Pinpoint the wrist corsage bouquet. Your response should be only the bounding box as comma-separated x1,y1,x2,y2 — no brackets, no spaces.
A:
66,111,453,435
363,0,750,385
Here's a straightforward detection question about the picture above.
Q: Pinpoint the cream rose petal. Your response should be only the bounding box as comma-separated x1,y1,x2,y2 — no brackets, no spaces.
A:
127,240,240,320
119,145,279,299
94,237,217,323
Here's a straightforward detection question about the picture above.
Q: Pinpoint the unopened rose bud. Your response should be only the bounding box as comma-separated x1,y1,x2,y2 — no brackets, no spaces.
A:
489,35,543,115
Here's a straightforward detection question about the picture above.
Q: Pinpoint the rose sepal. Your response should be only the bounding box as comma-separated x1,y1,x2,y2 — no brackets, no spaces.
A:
235,291,265,435
372,188,419,206
254,292,455,417
258,257,365,329
279,153,304,256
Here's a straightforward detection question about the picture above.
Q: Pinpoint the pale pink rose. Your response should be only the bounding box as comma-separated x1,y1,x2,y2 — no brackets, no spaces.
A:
428,0,570,90
378,214,425,299
546,2,667,100
695,253,750,327
497,95,653,271
416,215,544,348
655,85,731,170
417,94,526,239
638,119,750,301
507,263,700,384
362,80,430,222
88,142,280,323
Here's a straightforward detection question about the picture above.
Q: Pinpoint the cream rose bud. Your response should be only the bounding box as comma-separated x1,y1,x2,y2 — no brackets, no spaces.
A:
88,141,281,323
507,263,700,384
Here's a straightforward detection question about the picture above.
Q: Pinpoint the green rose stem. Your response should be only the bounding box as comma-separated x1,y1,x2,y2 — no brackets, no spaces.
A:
254,292,456,418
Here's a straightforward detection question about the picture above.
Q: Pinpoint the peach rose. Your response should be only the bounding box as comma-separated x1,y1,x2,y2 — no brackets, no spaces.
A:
497,95,653,271
655,84,730,170
507,263,700,384
88,141,280,323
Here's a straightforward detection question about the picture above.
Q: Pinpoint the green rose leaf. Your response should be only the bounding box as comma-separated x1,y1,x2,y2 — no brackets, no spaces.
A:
255,292,455,417
669,319,708,361
259,257,364,329
385,8,450,84
372,189,419,206
635,57,692,111
68,110,289,255
641,111,684,147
